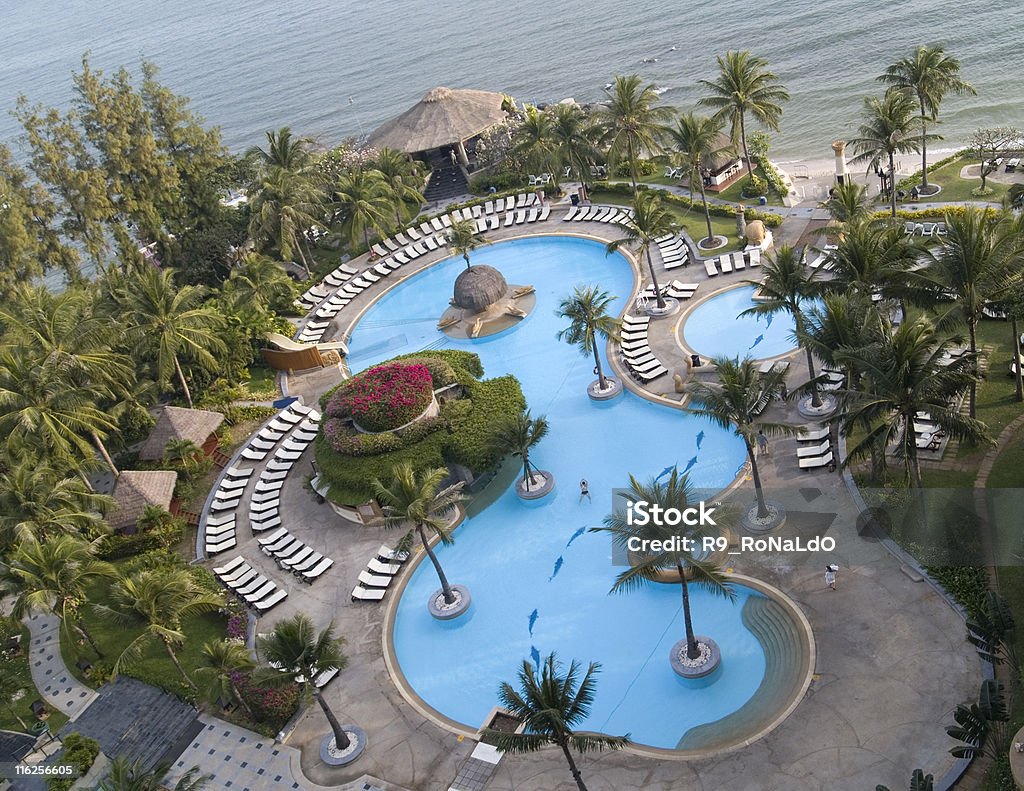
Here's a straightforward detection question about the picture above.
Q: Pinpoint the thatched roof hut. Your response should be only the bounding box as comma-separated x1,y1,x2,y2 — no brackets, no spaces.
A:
108,470,177,531
367,87,507,154
139,406,224,461
453,265,509,313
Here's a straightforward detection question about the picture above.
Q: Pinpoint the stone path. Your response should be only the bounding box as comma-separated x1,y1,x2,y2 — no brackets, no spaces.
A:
24,612,97,721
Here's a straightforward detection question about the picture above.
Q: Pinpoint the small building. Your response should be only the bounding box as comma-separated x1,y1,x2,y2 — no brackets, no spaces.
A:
139,406,225,462
108,470,178,533
702,133,745,192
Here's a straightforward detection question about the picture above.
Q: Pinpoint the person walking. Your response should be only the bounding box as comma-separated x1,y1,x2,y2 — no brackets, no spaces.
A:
756,429,769,457
579,478,591,503
825,564,838,590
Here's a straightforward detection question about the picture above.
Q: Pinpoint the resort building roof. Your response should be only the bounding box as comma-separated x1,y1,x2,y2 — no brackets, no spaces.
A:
108,470,177,530
139,406,224,461
367,87,507,154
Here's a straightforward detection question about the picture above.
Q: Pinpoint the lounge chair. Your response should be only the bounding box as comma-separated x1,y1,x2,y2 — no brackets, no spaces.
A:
441,214,453,228
218,477,248,493
368,558,402,576
798,451,833,470
562,206,581,222
797,440,831,458
280,546,316,569
383,238,400,252
474,218,488,233
622,314,650,327
250,515,281,533
719,255,733,274
620,338,650,352
376,545,410,563
797,426,829,443
298,556,333,582
430,217,445,232
515,193,528,208
235,574,271,598
633,364,668,382
488,215,500,231
251,487,282,503
266,459,293,473
731,252,745,270
395,232,411,246
213,556,248,578
704,258,719,277
205,520,236,538
526,208,540,223
363,271,381,283
351,585,386,602
240,447,267,462
252,588,288,612
371,243,389,258
538,205,551,221
249,498,279,514
242,580,278,604
225,466,254,480
494,197,506,213
260,533,295,554
406,226,423,240
515,209,527,224
484,200,494,214
358,570,393,589
373,263,391,277
209,497,240,513
224,568,259,590
257,527,289,546
215,559,253,585
275,448,304,462
205,535,237,555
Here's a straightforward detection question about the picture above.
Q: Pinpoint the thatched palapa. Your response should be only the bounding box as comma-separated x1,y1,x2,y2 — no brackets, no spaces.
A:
108,470,178,531
366,87,507,154
139,406,225,461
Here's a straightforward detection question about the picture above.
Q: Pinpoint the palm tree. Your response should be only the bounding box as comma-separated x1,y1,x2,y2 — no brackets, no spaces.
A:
876,769,934,791
595,75,673,190
698,51,790,180
550,103,601,189
741,245,824,406
481,653,629,791
256,614,352,750
372,463,466,606
101,567,223,688
0,460,112,547
927,208,1020,418
246,126,313,175
195,639,256,718
823,222,923,302
118,266,227,408
98,757,210,791
667,111,726,247
0,670,30,730
834,315,988,490
819,181,874,231
373,148,425,227
446,218,479,269
801,293,879,392
1000,280,1024,402
556,286,620,393
607,191,678,309
686,357,792,518
0,535,115,658
591,469,734,659
512,106,558,185
222,253,297,317
849,91,929,217
248,167,324,275
492,409,550,491
878,45,975,193
334,169,392,251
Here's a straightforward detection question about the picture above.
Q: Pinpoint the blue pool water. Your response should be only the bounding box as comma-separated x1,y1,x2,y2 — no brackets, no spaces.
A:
683,286,797,361
348,236,763,749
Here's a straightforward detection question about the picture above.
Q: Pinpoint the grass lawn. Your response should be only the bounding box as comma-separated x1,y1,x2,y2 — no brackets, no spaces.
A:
986,432,1024,488
639,165,786,206
957,319,1024,458
244,364,278,397
0,624,69,735
589,190,743,252
61,575,228,701
914,156,1010,204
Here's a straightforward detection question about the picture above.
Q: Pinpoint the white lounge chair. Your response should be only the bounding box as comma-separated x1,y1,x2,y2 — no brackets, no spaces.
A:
799,451,833,470
351,585,386,602
719,255,733,274
368,558,402,576
704,259,719,277
797,440,831,458
251,515,281,533
213,556,247,578
252,588,288,612
209,498,240,512
240,447,267,462
299,557,333,582
225,466,254,480
376,545,410,563
798,426,830,442
358,570,393,589
257,527,289,546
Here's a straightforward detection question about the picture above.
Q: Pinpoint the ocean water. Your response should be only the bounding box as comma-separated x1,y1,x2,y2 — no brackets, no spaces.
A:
3,0,1023,161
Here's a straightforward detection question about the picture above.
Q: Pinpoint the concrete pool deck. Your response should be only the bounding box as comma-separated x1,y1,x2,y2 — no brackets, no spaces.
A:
211,205,980,791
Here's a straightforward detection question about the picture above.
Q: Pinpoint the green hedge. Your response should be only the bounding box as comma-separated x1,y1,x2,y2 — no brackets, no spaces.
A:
924,565,989,619
871,205,1001,223
445,375,527,470
469,170,530,194
47,732,100,791
218,404,279,424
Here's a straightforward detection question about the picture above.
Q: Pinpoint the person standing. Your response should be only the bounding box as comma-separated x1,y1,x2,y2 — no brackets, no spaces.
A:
579,478,591,503
825,564,838,590
756,429,769,457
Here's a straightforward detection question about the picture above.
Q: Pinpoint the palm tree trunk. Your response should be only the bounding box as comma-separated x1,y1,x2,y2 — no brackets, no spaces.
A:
919,106,929,191
173,355,194,409
558,739,590,791
968,316,978,419
888,152,897,218
698,178,714,246
314,689,351,750
292,230,312,278
91,431,119,477
164,640,197,689
76,618,104,658
7,705,29,731
804,343,822,409
745,437,769,519
1013,317,1023,403
677,562,699,659
522,454,532,490
627,138,637,193
591,338,608,391
740,114,753,181
231,680,257,720
646,248,665,309
418,524,455,604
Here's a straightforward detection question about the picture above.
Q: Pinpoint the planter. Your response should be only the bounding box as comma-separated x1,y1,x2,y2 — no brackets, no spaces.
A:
697,236,728,252
428,584,472,620
319,726,367,766
644,297,680,318
588,377,622,400
741,499,787,533
670,636,721,678
515,471,555,500
796,393,837,419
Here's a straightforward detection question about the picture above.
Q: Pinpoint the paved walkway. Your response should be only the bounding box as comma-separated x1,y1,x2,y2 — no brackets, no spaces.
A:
24,612,98,721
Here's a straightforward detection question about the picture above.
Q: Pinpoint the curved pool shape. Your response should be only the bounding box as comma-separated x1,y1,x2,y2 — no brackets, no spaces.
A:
347,236,764,750
683,285,796,360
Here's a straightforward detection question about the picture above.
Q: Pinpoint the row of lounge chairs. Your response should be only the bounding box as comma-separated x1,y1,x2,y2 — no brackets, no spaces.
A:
204,465,253,555
655,234,690,270
351,545,410,601
912,411,946,452
257,527,334,582
797,425,834,471
704,249,761,278
562,204,635,224
903,221,948,237
240,402,319,462
211,556,289,612
295,264,360,312
247,411,321,536
619,314,668,383
639,280,699,302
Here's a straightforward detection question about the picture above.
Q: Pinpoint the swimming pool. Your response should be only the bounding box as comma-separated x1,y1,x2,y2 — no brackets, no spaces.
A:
347,236,776,750
682,285,797,361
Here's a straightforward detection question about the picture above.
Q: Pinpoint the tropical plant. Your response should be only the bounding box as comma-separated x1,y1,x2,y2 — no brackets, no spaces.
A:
549,103,601,188
334,168,392,250
875,769,934,791
595,75,673,190
927,208,1021,418
819,181,874,230
741,244,824,406
372,463,466,605
492,409,550,491
592,469,734,659
135,504,176,534
163,437,201,470
698,51,790,180
823,222,923,302
0,669,30,730
245,126,313,176
255,614,352,750
512,106,558,185
100,566,223,688
97,756,210,791
686,357,792,519
481,652,629,791
0,535,114,658
556,285,620,393
801,293,879,392
668,111,726,247
248,167,324,275
1000,279,1024,402
195,639,256,718
116,266,227,408
447,218,479,269
373,147,425,227
849,91,930,217
607,190,678,309
878,45,975,193
966,590,1018,670
947,679,1010,762
222,253,296,318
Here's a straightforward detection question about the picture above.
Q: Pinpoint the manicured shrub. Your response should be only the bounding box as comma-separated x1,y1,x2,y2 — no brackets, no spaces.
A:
47,732,100,791
327,362,434,432
232,671,300,731
740,175,768,198
96,524,185,560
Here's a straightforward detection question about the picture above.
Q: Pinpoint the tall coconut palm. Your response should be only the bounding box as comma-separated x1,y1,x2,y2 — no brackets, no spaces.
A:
492,409,550,491
512,106,558,185
823,222,923,302
819,181,874,231
834,315,988,490
248,167,324,275
591,469,734,659
373,147,425,227
801,293,879,392
100,567,223,688
556,285,620,393
686,357,793,518
0,459,112,547
878,45,976,193
98,756,210,791
550,103,601,188
698,51,790,180
222,253,297,317
246,126,313,175
667,111,726,247
334,168,391,251
195,639,256,718
446,218,479,269
481,653,629,791
118,266,227,408
607,191,678,309
849,91,930,218
927,208,1020,418
372,463,466,606
741,245,824,406
0,535,115,658
256,615,352,750
595,75,673,190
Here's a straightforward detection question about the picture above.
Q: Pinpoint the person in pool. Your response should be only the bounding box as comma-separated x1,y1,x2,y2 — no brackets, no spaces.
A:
579,479,591,503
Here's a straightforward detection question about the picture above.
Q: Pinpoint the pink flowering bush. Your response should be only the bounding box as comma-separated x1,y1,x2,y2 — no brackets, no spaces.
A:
232,671,300,730
327,362,433,432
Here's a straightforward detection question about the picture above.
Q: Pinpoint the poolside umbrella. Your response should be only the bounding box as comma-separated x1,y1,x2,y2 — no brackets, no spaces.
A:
366,87,507,156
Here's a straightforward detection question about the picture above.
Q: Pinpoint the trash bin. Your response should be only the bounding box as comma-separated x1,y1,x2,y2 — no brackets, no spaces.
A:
570,193,580,206
758,196,768,206
690,354,702,368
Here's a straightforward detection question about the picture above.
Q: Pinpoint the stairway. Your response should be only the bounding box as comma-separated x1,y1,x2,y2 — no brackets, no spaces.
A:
424,159,468,204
